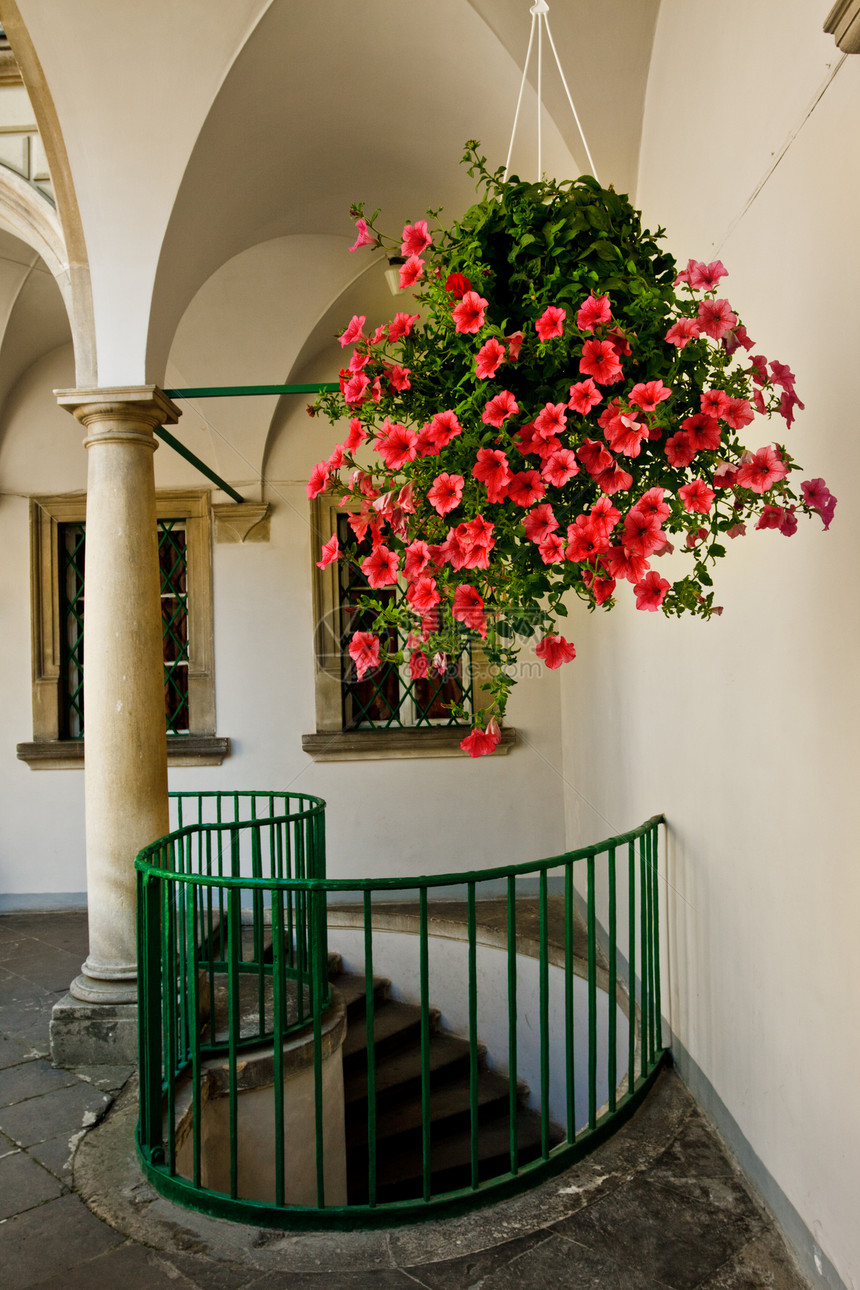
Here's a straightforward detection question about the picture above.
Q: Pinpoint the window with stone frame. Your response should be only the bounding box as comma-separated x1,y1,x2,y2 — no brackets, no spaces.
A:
302,494,514,761
18,490,228,768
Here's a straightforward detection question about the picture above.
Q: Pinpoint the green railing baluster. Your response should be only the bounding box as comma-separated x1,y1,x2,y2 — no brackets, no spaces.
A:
628,838,636,1096
539,870,550,1159
467,881,478,1190
186,873,202,1188
227,846,241,1200
587,854,597,1132
507,874,519,1174
564,862,575,1141
364,890,377,1207
608,845,617,1114
652,823,663,1052
640,835,648,1080
163,870,177,1175
272,883,286,1207
419,887,432,1201
311,885,326,1209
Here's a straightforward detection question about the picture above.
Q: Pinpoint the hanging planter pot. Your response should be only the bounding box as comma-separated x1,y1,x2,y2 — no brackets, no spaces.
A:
308,145,834,756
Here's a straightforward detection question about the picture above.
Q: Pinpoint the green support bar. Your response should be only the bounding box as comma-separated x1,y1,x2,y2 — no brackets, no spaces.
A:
154,382,340,505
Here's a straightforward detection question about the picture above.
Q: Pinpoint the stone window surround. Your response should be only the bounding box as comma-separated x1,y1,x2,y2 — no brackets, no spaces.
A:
301,494,515,761
17,488,229,768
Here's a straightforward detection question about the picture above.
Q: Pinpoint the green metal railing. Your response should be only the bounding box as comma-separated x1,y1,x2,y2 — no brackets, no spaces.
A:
136,794,666,1228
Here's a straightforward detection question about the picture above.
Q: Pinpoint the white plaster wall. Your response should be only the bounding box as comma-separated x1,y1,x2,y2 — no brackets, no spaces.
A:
559,5,860,1285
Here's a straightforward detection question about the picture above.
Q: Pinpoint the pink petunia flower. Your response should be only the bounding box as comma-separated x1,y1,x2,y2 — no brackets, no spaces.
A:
722,397,754,431
399,255,425,290
697,298,738,341
590,496,622,538
388,312,420,341
595,463,633,495
576,294,611,332
343,373,370,406
801,477,837,530
401,220,432,257
472,448,511,503
404,540,432,580
445,272,472,298
388,365,411,392
535,305,566,341
375,420,417,470
628,380,672,412
522,503,558,545
578,438,614,477
604,545,649,584
568,378,603,414
622,511,666,558
579,338,623,385
539,533,566,564
361,544,400,588
700,389,732,419
427,472,465,516
736,445,788,494
506,330,524,361
452,584,487,637
409,651,429,680
460,720,501,758
307,461,329,499
534,402,568,440
475,337,507,380
566,515,608,563
349,219,378,253
665,431,696,468
779,389,805,428
628,487,670,526
452,291,489,334
682,413,722,453
482,389,519,428
316,534,340,569
541,448,579,487
535,635,577,669
505,470,545,508
339,315,366,348
405,576,441,613
665,318,700,349
678,479,716,514
633,571,671,611
688,260,729,291
769,360,797,392
349,631,381,679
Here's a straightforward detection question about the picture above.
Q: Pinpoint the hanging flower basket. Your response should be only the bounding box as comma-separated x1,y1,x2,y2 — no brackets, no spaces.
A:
309,143,835,756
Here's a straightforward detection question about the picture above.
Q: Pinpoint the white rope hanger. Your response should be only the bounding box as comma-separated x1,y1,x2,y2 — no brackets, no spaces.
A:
504,0,599,184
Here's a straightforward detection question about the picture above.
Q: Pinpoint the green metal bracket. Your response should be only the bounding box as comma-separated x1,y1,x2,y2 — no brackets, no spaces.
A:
154,382,341,504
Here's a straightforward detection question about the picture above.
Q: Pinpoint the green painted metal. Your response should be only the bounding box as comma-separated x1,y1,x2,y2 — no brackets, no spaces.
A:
155,382,339,504
136,798,667,1228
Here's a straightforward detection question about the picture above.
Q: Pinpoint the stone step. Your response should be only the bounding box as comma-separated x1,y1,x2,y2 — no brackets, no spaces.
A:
345,1067,513,1151
342,997,441,1066
343,1030,481,1107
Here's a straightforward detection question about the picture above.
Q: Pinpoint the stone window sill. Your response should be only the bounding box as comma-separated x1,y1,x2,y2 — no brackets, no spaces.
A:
301,727,517,762
16,736,231,770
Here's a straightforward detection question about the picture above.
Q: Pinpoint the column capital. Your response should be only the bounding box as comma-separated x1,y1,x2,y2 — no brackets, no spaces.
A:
54,384,181,431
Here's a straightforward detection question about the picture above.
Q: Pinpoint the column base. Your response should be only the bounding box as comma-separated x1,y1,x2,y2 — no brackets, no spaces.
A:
50,993,138,1067
70,966,137,1005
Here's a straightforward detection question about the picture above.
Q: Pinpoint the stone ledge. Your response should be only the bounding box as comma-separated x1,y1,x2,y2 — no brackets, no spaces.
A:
17,735,231,769
301,725,517,761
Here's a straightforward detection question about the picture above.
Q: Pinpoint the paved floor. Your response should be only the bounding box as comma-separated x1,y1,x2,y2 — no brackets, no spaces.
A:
1,910,811,1290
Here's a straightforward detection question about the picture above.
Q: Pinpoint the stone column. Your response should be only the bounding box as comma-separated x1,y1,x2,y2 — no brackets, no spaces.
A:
51,387,180,1065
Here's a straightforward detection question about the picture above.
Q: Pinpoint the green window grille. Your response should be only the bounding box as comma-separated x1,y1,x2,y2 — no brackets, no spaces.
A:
337,515,472,730
57,519,190,738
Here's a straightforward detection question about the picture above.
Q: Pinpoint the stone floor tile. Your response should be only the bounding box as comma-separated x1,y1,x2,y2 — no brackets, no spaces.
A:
0,1077,112,1147
17,1239,222,1290
401,1230,560,1288
0,1191,125,1290
0,1056,80,1107
27,1127,85,1183
0,964,54,1008
697,1227,811,1289
154,1249,265,1289
0,912,89,954
552,1172,764,1290
73,1063,135,1093
411,1231,672,1290
247,1271,420,1290
11,946,82,995
0,1145,66,1219
0,1032,37,1070
0,1003,52,1051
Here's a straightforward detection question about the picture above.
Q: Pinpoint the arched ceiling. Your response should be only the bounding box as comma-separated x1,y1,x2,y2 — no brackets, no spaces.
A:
9,0,658,388
149,0,659,381
0,226,70,421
